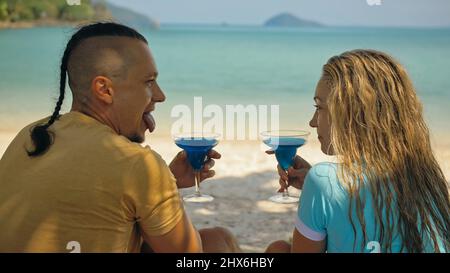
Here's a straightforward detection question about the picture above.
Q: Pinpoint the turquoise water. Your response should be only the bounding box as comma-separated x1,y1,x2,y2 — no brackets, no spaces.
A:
1,26,450,137
175,137,218,170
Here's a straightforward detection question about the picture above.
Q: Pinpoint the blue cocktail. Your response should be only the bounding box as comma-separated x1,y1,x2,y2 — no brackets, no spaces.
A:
261,130,310,204
174,133,220,203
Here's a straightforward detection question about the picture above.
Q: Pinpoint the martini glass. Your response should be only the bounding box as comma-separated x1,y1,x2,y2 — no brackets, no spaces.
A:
174,132,220,203
261,130,310,204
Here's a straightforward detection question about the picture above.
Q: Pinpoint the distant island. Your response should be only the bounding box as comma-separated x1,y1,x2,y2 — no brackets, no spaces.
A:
104,1,159,30
0,0,159,30
264,12,323,28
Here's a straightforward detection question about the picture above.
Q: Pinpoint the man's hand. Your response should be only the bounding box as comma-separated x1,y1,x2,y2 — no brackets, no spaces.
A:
266,151,312,191
170,150,221,189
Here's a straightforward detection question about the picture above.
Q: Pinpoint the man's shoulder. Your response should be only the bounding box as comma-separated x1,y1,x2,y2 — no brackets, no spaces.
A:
16,116,51,137
11,114,167,165
12,115,165,164
101,134,167,173
122,144,174,195
3,117,51,152
122,142,163,162
126,144,167,171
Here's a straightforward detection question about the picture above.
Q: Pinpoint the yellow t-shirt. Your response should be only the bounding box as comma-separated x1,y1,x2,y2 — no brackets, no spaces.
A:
0,111,183,253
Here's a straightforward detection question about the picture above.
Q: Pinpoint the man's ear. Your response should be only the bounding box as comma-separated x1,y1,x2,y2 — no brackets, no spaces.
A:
91,76,114,104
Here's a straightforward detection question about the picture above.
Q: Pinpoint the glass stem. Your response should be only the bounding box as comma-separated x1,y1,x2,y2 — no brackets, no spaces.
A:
284,187,290,197
194,171,201,196
283,170,291,197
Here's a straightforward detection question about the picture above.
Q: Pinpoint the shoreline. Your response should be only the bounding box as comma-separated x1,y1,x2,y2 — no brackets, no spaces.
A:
0,19,107,30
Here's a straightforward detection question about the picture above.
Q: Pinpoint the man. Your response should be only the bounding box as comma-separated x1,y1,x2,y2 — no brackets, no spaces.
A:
0,22,240,253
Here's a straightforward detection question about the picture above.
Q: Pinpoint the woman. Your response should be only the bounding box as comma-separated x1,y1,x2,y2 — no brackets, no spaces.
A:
266,49,449,253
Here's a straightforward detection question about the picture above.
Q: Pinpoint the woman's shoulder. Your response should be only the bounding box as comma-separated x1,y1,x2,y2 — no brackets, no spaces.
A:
308,162,339,182
304,162,341,198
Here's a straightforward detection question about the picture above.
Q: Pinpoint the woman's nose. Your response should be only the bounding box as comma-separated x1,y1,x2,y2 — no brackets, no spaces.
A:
309,112,318,128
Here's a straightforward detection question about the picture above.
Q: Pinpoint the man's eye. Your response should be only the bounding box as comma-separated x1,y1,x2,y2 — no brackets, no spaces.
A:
146,80,155,87
314,104,320,111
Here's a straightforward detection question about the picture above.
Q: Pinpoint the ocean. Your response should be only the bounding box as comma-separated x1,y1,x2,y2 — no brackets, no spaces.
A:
1,26,450,138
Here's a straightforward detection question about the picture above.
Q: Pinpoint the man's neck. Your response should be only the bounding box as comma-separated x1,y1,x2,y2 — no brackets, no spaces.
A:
70,104,119,135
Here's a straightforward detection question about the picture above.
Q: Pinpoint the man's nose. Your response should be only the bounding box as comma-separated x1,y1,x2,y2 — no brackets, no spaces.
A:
152,82,166,103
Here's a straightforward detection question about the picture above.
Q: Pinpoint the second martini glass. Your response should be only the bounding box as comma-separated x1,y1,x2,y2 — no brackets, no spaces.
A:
261,130,310,204
174,132,220,203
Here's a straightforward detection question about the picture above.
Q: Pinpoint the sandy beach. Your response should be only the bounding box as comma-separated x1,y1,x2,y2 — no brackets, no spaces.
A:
1,129,449,252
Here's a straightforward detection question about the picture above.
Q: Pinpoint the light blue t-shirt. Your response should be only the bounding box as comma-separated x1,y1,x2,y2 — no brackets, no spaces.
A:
296,162,446,253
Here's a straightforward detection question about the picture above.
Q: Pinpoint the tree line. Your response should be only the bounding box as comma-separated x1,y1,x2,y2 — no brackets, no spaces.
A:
0,0,110,22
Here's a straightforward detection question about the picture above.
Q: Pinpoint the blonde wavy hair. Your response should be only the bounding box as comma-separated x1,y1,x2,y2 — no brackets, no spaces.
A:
322,49,449,252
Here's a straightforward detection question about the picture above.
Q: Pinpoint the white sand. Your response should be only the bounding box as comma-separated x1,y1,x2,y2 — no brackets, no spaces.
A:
1,131,449,252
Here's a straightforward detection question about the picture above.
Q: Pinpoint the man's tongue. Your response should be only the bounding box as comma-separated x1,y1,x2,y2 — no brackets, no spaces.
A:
143,113,156,132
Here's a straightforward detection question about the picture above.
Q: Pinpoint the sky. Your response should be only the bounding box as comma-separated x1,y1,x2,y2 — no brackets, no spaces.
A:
107,0,450,27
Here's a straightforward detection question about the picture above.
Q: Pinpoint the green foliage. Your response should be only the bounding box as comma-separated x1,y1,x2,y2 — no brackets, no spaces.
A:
60,1,94,21
27,0,60,19
0,0,9,21
9,0,35,21
0,0,99,22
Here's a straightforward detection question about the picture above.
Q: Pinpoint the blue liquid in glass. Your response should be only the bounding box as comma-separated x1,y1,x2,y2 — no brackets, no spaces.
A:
175,138,218,171
263,137,306,170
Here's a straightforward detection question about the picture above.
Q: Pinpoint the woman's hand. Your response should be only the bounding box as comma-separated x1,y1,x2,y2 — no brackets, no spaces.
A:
266,151,312,191
169,150,221,189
